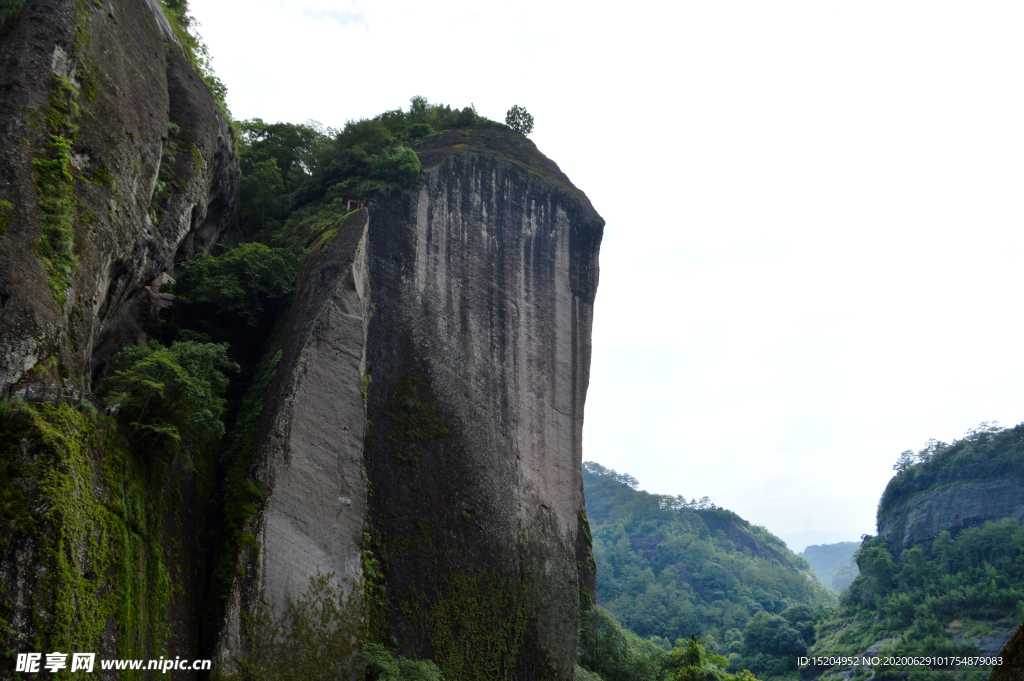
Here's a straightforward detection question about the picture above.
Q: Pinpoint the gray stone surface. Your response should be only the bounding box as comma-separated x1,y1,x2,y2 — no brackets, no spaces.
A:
879,479,1024,552
0,0,238,387
219,209,371,668
364,127,604,679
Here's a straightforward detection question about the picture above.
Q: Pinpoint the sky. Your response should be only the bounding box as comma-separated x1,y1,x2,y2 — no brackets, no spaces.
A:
188,0,1024,553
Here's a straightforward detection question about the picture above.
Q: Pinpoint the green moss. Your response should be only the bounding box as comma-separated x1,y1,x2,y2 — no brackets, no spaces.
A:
408,562,530,680
362,513,528,681
0,0,25,37
362,525,389,646
89,162,115,191
204,349,280,632
33,76,82,308
381,373,448,472
0,198,13,234
0,405,175,674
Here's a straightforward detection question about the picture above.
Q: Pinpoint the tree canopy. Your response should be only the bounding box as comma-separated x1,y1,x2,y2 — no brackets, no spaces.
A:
583,463,832,677
505,104,534,135
101,341,237,458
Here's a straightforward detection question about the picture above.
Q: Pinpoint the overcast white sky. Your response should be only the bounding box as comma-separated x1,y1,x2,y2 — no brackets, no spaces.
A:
189,0,1024,552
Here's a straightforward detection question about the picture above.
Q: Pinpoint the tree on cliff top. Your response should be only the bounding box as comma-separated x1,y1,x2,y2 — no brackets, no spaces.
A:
505,105,534,136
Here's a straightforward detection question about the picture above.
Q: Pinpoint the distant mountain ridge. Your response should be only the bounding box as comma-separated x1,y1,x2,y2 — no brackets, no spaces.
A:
583,462,834,677
799,541,860,592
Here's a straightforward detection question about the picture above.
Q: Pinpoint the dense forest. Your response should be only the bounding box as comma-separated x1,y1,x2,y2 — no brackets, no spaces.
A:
581,462,835,678
808,424,1024,681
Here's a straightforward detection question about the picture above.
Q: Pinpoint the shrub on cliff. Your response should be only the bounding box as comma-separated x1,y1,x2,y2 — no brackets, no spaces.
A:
578,602,665,681
235,98,491,244
174,242,299,328
101,341,237,459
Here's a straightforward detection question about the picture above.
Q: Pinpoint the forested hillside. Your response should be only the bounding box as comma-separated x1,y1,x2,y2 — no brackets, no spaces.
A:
808,424,1024,680
582,462,835,678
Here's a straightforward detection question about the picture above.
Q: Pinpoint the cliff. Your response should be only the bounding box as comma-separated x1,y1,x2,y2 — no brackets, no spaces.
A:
0,0,238,390
219,125,604,679
806,426,1024,679
877,424,1024,555
0,5,602,674
878,479,1024,553
0,0,237,674
365,126,602,679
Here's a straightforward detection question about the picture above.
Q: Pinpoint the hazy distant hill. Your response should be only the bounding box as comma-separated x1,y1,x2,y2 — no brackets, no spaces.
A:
583,462,834,677
799,542,860,592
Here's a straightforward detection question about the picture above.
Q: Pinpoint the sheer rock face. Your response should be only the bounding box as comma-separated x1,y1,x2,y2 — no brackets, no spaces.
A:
219,127,603,679
0,0,238,388
364,127,603,678
878,479,1024,553
219,210,371,669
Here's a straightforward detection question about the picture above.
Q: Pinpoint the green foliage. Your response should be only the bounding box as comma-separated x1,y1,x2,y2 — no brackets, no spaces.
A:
331,145,421,199
174,242,299,327
237,572,363,681
0,198,14,233
664,634,731,681
830,559,858,591
238,119,333,191
811,430,1024,680
838,521,1024,626
0,396,36,432
409,567,529,680
240,158,286,233
578,601,665,681
204,348,279,648
742,612,805,658
577,603,766,681
0,0,26,37
235,98,489,242
879,422,1020,523
505,104,534,136
0,405,178,670
0,399,36,553
235,571,445,681
575,664,605,681
33,76,81,308
356,643,443,681
583,462,833,678
157,0,229,116
100,341,237,459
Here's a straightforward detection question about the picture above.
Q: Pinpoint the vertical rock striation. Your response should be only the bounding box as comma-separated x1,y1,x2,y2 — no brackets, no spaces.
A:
0,0,237,673
219,209,371,668
218,126,603,680
0,0,238,388
364,126,603,679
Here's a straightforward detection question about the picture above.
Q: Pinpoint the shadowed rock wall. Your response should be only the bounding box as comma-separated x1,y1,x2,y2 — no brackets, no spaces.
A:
0,0,237,388
0,0,237,675
215,127,603,679
364,127,603,679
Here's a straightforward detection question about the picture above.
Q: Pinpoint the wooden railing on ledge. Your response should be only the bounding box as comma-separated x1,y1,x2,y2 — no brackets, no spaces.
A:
1,382,98,407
